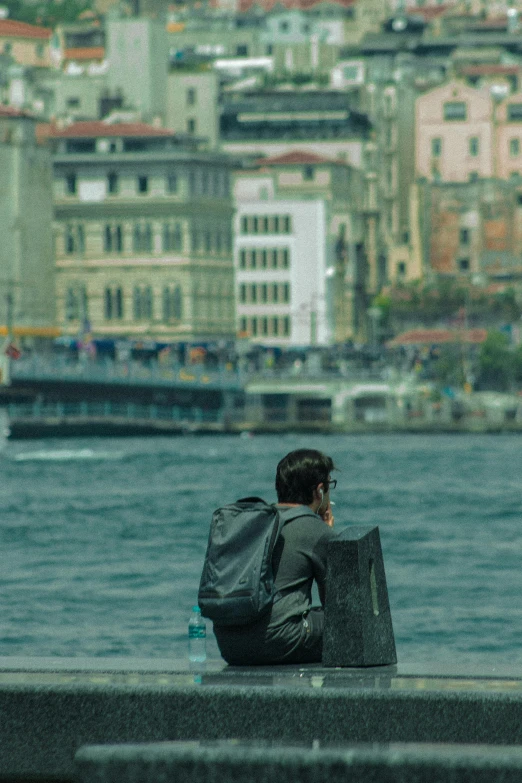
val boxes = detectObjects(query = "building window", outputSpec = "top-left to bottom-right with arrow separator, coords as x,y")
163,285 -> 183,321
137,176 -> 148,194
65,173 -> 77,195
236,44 -> 248,56
397,262 -> 406,277
239,249 -> 247,269
64,224 -> 84,254
510,138 -> 520,157
458,258 -> 470,272
163,222 -> 183,251
104,286 -> 124,320
187,118 -> 196,134
304,165 -> 314,180
272,317 -> 279,336
261,283 -> 268,303
36,43 -> 44,58
240,317 -> 248,333
283,316 -> 290,336
240,283 -> 247,303
469,172 -> 479,182
66,97 -> 80,108
460,228 -> 470,245
272,283 -> 279,303
283,215 -> 291,233
251,317 -> 258,336
133,286 -> 153,320
261,317 -> 268,336
187,87 -> 196,106
65,285 -> 88,321
283,283 -> 290,303
443,101 -> 467,121
167,173 -> 178,193
431,137 -> 442,157
508,103 -> 522,121
469,137 -> 479,156
251,284 -> 257,303
103,224 -> 123,253
133,223 -> 153,252
107,172 -> 119,194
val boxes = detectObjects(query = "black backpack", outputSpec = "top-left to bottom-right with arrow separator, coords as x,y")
198,497 -> 286,626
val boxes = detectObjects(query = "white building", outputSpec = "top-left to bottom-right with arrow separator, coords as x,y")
234,199 -> 331,347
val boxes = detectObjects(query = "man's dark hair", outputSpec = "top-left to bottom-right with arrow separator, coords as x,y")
275,449 -> 335,505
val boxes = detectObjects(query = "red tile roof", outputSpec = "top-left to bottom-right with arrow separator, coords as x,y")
258,149 -> 345,166
0,104 -> 33,118
236,0 -> 354,12
63,46 -> 105,61
0,19 -> 51,40
459,64 -> 521,76
387,328 -> 487,347
46,120 -> 175,138
408,5 -> 453,21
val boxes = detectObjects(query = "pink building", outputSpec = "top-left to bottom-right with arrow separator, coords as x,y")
495,92 -> 522,179
416,81 -> 494,183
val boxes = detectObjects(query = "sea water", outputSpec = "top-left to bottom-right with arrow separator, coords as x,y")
0,432 -> 521,666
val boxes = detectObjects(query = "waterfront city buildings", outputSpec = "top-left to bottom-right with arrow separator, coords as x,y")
4,0 -> 522,351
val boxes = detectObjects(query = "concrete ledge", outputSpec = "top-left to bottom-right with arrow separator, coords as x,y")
1,658 -> 522,780
75,740 -> 522,783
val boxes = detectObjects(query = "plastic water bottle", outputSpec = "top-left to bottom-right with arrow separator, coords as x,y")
188,605 -> 207,663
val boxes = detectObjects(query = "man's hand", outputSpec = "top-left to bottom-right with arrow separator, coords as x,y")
320,502 -> 334,528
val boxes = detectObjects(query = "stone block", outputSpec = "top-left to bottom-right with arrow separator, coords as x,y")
75,740 -> 522,783
322,525 -> 397,667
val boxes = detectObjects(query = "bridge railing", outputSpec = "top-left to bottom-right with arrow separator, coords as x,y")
7,400 -> 224,424
9,355 -> 391,387
9,356 -> 244,390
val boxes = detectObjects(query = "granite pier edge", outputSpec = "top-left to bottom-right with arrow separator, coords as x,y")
0,657 -> 522,781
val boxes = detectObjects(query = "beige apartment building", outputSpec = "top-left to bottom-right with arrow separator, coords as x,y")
46,120 -> 236,342
0,19 -> 52,68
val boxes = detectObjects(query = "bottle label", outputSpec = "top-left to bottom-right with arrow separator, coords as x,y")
188,627 -> 206,639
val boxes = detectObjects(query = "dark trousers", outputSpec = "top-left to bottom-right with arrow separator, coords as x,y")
215,607 -> 324,666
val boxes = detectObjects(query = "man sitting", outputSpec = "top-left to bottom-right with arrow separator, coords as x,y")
213,448 -> 337,665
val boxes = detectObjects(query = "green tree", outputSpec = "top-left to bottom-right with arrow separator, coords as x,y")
432,346 -> 465,389
477,330 -> 514,391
